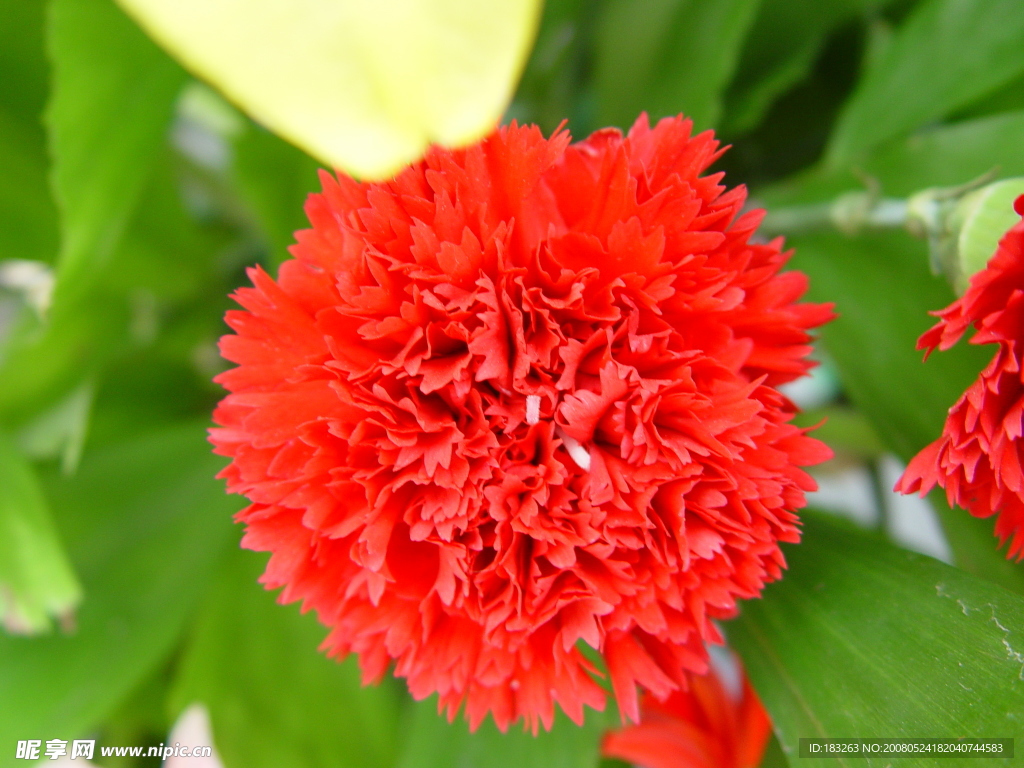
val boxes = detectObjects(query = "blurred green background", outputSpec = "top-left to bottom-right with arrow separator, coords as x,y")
2,0 -> 1024,766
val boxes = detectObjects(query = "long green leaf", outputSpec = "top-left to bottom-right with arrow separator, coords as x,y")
826,0 -> 1024,165
0,145 -> 234,431
46,0 -> 186,304
169,546 -> 402,768
1,141 -> 240,447
0,432 -> 80,634
731,513 -> 1024,768
0,0 -> 59,264
765,110 -> 1024,209
953,71 -> 1024,123
593,0 -> 761,131
0,422 -> 236,766
0,0 -> 188,430
722,0 -> 892,136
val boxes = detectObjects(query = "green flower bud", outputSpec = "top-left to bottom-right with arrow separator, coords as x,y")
949,178 -> 1024,293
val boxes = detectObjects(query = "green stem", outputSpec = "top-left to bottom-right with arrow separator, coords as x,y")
759,192 -> 909,238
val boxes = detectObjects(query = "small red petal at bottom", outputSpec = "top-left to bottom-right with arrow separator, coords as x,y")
602,656 -> 771,768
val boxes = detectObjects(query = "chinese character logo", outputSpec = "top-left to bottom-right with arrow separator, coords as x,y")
71,740 -> 95,760
16,741 -> 40,760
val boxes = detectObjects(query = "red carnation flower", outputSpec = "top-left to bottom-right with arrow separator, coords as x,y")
601,653 -> 771,768
897,195 -> 1024,559
210,114 -> 832,732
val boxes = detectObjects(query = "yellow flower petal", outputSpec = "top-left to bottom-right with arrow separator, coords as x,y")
116,0 -> 542,179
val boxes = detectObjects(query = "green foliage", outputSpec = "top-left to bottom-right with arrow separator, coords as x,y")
0,432 -> 80,634
731,513 -> 1024,767
0,0 -> 187,429
0,423 -> 236,767
233,126 -> 322,268
397,700 -> 611,768
0,0 -> 59,264
3,0 -> 1024,764
722,0 -> 893,136
760,112 -> 1024,459
507,0 -> 602,135
792,406 -> 885,462
593,0 -> 761,131
931,494 -> 1024,595
46,0 -> 186,303
170,547 -> 402,768
827,0 -> 1024,164
787,230 -> 987,461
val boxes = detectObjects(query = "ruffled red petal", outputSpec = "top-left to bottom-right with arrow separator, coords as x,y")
211,115 -> 832,731
601,656 -> 772,768
898,207 -> 1024,559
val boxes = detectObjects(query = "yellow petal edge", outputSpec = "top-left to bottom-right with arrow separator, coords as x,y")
116,0 -> 543,179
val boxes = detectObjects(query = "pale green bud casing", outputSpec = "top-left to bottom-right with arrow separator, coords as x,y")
950,178 -> 1024,294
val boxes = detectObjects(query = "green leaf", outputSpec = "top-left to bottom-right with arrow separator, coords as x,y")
0,0 -> 60,264
103,148 -> 228,303
0,422 -> 236,762
396,698 -> 611,768
16,378 -> 94,474
730,512 -> 1024,767
0,295 -> 128,430
788,230 -> 988,461
233,124 -> 321,268
508,0 -> 602,136
97,664 -> 177,765
46,0 -> 186,305
593,0 -> 761,131
767,111 -> 1024,208
0,432 -> 81,634
0,141 -> 234,432
952,70 -> 1024,123
826,0 -> 1024,165
169,546 -> 402,768
722,0 -> 892,136
930,493 -> 1024,596
759,732 -> 791,768
116,0 -> 543,179
0,0 -> 192,430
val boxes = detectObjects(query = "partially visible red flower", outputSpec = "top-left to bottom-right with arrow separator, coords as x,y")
602,653 -> 771,768
898,196 -> 1024,559
210,114 -> 832,732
